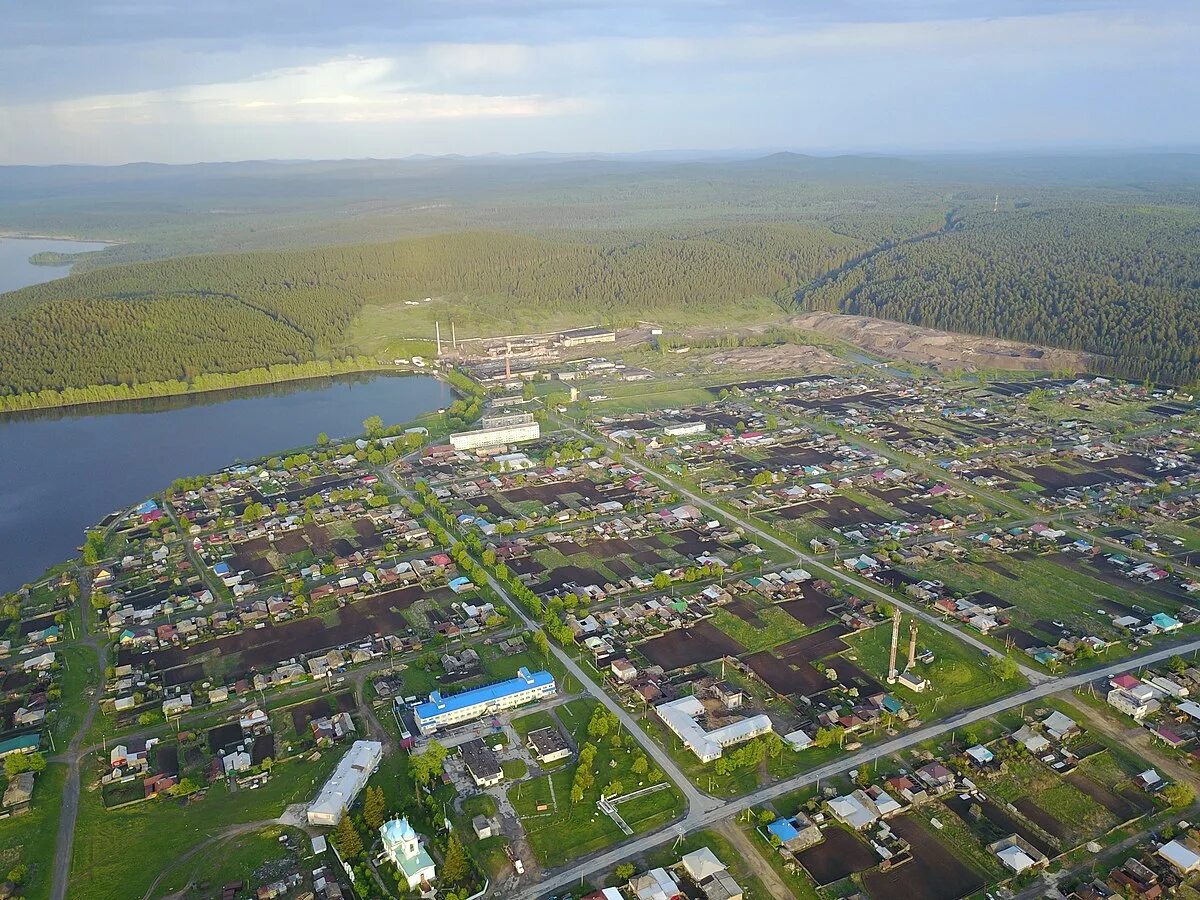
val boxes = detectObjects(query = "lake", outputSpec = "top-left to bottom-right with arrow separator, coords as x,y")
0,236 -> 112,293
0,373 -> 452,592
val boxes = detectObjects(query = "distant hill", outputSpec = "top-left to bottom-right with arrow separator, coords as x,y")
2,151 -> 1200,398
0,225 -> 863,399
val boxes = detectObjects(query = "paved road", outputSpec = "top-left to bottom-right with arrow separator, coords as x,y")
522,635 -> 1200,899
51,565 -> 110,900
374,464 -> 722,821
558,417 -> 1048,684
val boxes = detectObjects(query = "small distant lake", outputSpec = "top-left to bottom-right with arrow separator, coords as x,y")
0,373 -> 452,592
0,236 -> 113,293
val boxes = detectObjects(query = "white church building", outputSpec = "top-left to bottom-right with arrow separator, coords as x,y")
380,818 -> 437,891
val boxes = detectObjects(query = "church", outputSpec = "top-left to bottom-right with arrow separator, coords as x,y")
380,818 -> 437,891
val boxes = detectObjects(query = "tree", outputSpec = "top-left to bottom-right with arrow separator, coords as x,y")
442,832 -> 471,885
83,530 -> 106,565
652,573 -> 672,591
532,630 -> 550,660
615,863 -> 636,882
363,785 -> 386,831
335,815 -> 363,858
317,431 -> 329,445
411,740 -> 449,785
1163,782 -> 1195,808
587,708 -> 614,741
362,415 -> 384,437
813,725 -> 846,749
989,655 -> 1020,681
632,754 -> 649,776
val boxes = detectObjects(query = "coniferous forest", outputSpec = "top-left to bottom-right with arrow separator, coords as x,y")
2,152 -> 1200,401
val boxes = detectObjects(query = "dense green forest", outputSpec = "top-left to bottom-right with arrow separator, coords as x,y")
795,203 -> 1200,384
3,152 -> 1200,398
0,225 -> 863,398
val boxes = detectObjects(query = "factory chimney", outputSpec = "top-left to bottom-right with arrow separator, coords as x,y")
505,342 -> 512,379
435,321 -> 442,357
907,621 -> 919,670
887,609 -> 901,684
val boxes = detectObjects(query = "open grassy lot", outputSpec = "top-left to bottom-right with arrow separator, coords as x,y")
709,604 -> 817,653
984,753 -> 1120,848
511,709 -> 558,738
842,619 -> 1026,717
509,698 -> 683,867
588,386 -> 719,416
71,750 -> 339,900
50,641 -> 101,747
914,551 -> 1181,656
165,824 -> 308,897
0,763 -> 67,900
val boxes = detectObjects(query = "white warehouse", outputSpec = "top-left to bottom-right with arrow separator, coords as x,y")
307,740 -> 383,826
655,695 -> 773,763
449,414 -> 540,452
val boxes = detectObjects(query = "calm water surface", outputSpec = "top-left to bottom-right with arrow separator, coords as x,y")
0,374 -> 451,591
0,236 -> 112,293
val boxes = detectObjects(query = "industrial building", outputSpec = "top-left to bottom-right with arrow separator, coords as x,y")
306,740 -> 383,826
654,695 -> 773,763
449,413 -> 540,452
559,326 -> 616,347
414,667 -> 556,734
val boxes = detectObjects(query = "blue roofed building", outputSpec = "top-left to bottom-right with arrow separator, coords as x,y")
766,811 -> 822,851
1151,612 -> 1182,633
414,667 -> 556,734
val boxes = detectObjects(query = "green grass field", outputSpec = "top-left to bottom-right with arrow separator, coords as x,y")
709,604 -> 817,653
165,824 -> 307,896
70,751 -> 339,900
509,699 -> 684,867
843,618 -> 1026,718
0,763 -> 67,900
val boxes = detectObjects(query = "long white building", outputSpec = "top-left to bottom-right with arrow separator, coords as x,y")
655,695 -> 773,763
414,667 -> 556,734
307,740 -> 383,826
449,415 -> 540,451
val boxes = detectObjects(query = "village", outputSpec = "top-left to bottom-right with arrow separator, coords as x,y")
4,329 -> 1200,900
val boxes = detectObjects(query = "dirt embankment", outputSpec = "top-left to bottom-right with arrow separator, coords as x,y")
791,311 -> 1104,373
702,342 -> 849,374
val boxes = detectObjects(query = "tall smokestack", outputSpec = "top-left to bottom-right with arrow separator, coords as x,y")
908,622 -> 918,670
435,321 -> 442,357
451,321 -> 457,351
505,342 -> 512,379
887,609 -> 901,684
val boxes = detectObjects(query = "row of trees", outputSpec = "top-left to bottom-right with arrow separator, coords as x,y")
0,356 -> 390,412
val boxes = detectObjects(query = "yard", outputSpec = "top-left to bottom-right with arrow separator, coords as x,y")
70,749 -> 340,900
0,763 -> 67,900
509,699 -> 684,867
842,619 -> 1026,718
983,753 -> 1120,849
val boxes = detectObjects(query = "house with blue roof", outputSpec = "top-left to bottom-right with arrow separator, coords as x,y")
414,667 -> 556,734
1151,612 -> 1182,633
766,812 -> 822,851
0,733 -> 40,758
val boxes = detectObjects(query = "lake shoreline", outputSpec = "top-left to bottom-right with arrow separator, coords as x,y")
0,362 -> 444,417
0,231 -> 119,244
0,371 -> 452,592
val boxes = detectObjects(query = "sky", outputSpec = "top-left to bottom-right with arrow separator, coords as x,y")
1,0 -> 1198,165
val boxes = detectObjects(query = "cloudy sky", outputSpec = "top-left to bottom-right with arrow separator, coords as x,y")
2,0 -> 1197,165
